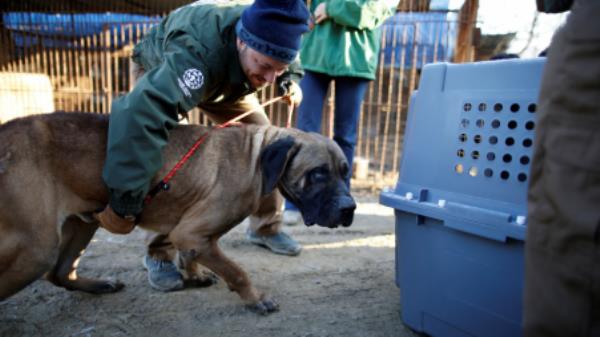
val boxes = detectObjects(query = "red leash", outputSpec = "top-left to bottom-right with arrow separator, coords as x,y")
144,96 -> 292,204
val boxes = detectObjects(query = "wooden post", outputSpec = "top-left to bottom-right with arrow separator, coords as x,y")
74,36 -> 82,111
397,0 -> 430,12
453,0 -> 479,63
379,23 -> 397,176
85,35 -> 93,112
104,26 -> 113,113
392,25 -> 409,175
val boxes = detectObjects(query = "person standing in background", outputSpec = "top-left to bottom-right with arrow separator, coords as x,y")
283,0 -> 395,225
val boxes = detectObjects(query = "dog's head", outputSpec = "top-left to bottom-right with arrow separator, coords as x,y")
260,132 -> 356,228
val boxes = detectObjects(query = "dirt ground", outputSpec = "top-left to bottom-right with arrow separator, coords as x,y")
0,192 -> 424,337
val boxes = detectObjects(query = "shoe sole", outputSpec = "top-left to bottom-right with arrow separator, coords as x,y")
147,277 -> 184,292
246,236 -> 302,256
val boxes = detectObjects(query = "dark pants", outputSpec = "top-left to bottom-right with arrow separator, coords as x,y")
523,1 -> 600,336
285,70 -> 369,211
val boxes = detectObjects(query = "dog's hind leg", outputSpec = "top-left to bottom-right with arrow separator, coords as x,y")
45,216 -> 124,294
0,232 -> 56,300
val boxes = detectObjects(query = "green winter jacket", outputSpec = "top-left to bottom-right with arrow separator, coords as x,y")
103,2 -> 302,216
300,0 -> 394,80
129,2 -> 302,114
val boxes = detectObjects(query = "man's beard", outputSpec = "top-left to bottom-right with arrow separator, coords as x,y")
238,46 -> 264,90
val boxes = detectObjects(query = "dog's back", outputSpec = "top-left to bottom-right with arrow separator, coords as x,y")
0,112 -> 111,211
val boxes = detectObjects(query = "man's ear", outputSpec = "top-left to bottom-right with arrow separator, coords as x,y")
260,136 -> 296,195
236,37 -> 246,50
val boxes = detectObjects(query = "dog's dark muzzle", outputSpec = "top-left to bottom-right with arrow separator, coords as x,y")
313,195 -> 356,229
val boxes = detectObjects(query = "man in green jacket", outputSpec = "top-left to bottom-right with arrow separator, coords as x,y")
94,0 -> 310,291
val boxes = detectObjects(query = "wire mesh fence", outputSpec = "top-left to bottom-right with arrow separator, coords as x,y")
0,2 -> 472,188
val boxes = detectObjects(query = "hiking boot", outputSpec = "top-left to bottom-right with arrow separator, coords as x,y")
246,230 -> 302,256
94,205 -> 136,234
143,255 -> 184,292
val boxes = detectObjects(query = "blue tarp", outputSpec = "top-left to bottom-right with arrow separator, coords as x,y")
4,10 -> 458,67
2,12 -> 159,50
381,12 -> 459,69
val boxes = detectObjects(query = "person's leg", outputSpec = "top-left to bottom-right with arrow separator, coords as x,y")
201,94 -> 301,256
332,76 -> 369,187
283,70 -> 331,221
524,2 -> 600,336
295,71 -> 331,133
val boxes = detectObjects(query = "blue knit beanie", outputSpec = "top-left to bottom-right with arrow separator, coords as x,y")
236,0 -> 310,64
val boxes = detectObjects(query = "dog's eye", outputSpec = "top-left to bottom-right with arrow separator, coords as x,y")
340,162 -> 350,179
308,167 -> 329,184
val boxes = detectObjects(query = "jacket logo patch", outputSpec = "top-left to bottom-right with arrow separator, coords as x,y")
182,68 -> 204,90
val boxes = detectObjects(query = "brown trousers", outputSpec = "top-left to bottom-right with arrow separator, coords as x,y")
523,1 -> 600,336
130,62 -> 283,261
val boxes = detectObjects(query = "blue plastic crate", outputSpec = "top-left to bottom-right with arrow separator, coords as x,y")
380,58 -> 546,337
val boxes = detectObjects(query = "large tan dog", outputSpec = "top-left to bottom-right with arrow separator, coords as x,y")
0,112 -> 355,314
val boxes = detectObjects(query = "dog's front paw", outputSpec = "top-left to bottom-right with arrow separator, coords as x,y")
91,279 -> 125,294
62,277 -> 125,294
247,296 -> 279,315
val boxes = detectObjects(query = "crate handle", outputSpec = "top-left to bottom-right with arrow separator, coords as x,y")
443,219 -> 508,242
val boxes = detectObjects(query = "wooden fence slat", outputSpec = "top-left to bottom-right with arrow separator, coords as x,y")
379,23 -> 399,177
392,25 -> 410,175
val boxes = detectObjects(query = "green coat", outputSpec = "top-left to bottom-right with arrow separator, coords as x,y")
103,2 -> 301,216
300,0 -> 394,80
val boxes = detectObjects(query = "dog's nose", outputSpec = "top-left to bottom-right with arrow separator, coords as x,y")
340,207 -> 354,227
338,195 -> 356,210
338,196 -> 356,227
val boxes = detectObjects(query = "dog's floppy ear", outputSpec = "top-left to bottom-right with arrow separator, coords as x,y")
260,136 -> 297,195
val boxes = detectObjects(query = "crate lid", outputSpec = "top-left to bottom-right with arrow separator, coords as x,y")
382,58 -> 546,241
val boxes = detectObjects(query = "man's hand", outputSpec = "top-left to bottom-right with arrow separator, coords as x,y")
278,80 -> 303,107
313,3 -> 328,24
94,205 -> 136,235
